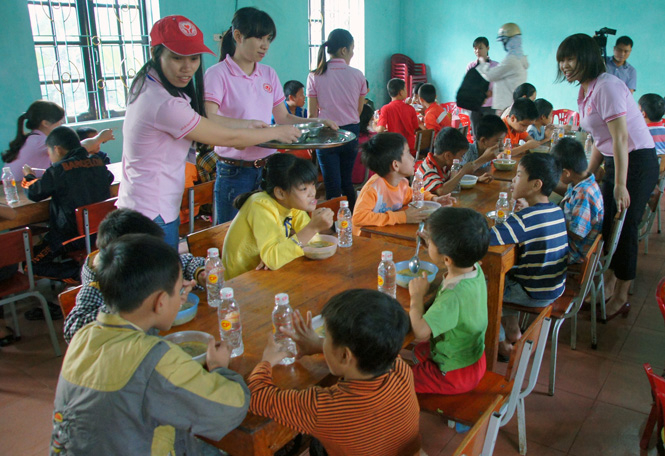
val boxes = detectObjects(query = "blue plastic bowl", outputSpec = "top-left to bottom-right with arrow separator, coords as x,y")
394,260 -> 439,288
173,292 -> 199,326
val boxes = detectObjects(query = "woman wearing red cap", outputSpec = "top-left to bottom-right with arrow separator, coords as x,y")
118,15 -> 299,248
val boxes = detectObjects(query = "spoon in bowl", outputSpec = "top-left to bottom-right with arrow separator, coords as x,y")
408,221 -> 426,274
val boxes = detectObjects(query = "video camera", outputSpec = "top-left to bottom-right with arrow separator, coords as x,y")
593,27 -> 617,59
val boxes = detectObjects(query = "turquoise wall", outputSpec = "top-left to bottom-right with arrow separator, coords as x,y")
365,0 -> 402,107
400,0 -> 665,111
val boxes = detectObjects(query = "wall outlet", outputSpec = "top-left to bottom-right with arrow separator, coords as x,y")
213,34 -> 223,42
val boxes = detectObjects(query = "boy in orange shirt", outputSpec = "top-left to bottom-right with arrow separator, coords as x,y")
418,83 -> 452,133
376,79 -> 423,155
352,132 -> 453,235
502,98 -> 550,156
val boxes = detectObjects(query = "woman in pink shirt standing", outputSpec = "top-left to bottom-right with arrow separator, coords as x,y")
3,101 -> 65,179
204,7 -> 335,223
557,33 -> 657,321
118,15 -> 299,249
307,29 -> 367,209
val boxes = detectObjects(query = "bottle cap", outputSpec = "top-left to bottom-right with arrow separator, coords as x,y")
381,251 -> 393,261
220,287 -> 233,299
2,166 -> 10,172
207,247 -> 219,257
275,293 -> 289,305
340,200 -> 349,208
452,159 -> 460,164
499,192 -> 508,198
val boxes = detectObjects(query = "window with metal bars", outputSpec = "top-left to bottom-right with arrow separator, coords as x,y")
27,0 -> 157,122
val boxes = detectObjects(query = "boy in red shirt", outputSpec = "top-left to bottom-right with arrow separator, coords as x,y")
376,78 -> 423,155
502,98 -> 549,156
418,83 -> 452,134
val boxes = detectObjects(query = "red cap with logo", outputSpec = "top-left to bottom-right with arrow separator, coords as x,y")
150,15 -> 215,56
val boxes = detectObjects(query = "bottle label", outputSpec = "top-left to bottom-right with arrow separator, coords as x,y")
378,275 -> 384,287
419,187 -> 425,194
11,180 -> 16,187
497,210 -> 506,219
208,273 -> 218,284
340,220 -> 349,229
221,320 -> 231,331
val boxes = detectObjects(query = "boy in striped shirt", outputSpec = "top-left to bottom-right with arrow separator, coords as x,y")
248,289 -> 421,456
489,153 -> 568,359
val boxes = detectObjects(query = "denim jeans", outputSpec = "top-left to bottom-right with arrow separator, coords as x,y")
153,215 -> 180,250
316,123 -> 360,210
214,161 -> 263,223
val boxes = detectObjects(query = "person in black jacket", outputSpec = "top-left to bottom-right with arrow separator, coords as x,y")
22,126 -> 114,318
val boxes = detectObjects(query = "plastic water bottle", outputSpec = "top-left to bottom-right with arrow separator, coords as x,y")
450,159 -> 462,195
205,248 -> 223,308
502,138 -> 512,160
378,251 -> 397,298
584,134 -> 593,161
411,171 -> 425,208
2,167 -> 19,205
272,293 -> 296,365
495,192 -> 510,225
337,200 -> 353,248
218,287 -> 244,357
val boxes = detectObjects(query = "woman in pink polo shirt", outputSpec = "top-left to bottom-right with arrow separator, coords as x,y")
204,7 -> 335,223
3,101 -> 65,179
118,15 -> 299,249
307,29 -> 367,209
557,33 -> 657,321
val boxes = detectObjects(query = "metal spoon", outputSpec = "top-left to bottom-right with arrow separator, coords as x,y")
408,221 -> 425,274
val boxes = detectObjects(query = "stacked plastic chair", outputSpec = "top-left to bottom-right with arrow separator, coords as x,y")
390,54 -> 427,96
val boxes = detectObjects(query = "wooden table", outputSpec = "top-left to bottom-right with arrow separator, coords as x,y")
165,236 -> 441,456
360,179 -> 517,372
0,162 -> 122,231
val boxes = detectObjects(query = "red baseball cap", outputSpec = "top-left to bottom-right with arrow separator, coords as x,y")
150,15 -> 215,56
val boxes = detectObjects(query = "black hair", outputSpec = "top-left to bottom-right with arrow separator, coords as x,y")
128,45 -> 206,116
97,208 -> 164,250
96,234 -> 181,313
534,98 -> 554,119
475,114 -> 508,140
387,78 -> 406,98
433,127 -> 469,156
473,36 -> 489,48
638,93 -> 665,122
519,152 -> 562,196
3,101 -> 65,163
359,103 -> 374,134
45,126 -> 81,152
220,7 -> 276,62
361,132 -> 407,177
76,127 -> 98,141
234,153 -> 318,209
556,33 -> 605,85
616,36 -> 633,47
321,289 -> 409,376
418,83 -> 436,104
314,28 -> 353,76
283,80 -> 305,99
550,137 -> 587,174
365,78 -> 370,90
427,207 -> 489,268
509,98 -> 539,121
513,83 -> 536,101
412,82 -> 424,97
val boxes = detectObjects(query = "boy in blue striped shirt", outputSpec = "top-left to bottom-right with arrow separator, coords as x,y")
490,153 -> 568,359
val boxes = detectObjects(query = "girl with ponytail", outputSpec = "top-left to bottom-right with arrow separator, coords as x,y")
204,7 -> 337,224
3,101 -> 64,178
307,29 -> 367,210
222,153 -> 334,280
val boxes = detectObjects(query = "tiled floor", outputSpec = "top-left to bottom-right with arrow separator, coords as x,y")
2,217 -> 665,456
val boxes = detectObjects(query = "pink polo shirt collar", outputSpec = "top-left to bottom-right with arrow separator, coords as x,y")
223,57 -> 263,80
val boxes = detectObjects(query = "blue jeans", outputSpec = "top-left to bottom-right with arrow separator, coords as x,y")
154,215 -> 180,250
316,123 -> 359,209
215,161 -> 263,223
499,277 -> 554,341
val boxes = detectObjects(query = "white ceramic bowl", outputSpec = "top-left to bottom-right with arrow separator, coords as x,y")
460,174 -> 478,189
164,330 -> 213,364
302,234 -> 338,260
394,260 -> 439,288
418,200 -> 441,215
493,159 -> 517,171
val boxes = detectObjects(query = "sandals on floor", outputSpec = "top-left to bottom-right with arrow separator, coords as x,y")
24,303 -> 63,321
0,326 -> 17,347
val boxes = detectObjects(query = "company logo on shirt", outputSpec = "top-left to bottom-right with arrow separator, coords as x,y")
179,21 -> 197,37
263,83 -> 273,93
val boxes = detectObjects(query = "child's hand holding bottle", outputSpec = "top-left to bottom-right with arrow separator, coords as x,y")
279,310 -> 323,358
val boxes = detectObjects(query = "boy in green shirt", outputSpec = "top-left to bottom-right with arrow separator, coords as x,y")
408,207 -> 489,394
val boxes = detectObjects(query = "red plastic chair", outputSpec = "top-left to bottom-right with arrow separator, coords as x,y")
458,113 -> 474,143
552,109 -> 580,127
641,363 -> 665,450
441,102 -> 459,117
